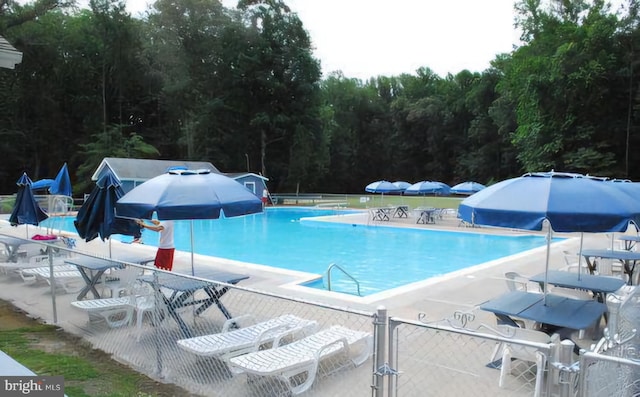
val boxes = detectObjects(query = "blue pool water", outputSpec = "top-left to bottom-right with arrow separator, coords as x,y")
41,208 -> 554,296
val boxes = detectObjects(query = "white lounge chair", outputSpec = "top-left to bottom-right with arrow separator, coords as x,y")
0,254 -> 65,278
71,284 -> 155,329
177,314 -> 318,361
228,325 -> 373,395
71,296 -> 135,328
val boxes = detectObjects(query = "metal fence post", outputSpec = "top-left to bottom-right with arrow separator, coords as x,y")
48,248 -> 57,324
372,306 -> 387,397
387,320 -> 399,397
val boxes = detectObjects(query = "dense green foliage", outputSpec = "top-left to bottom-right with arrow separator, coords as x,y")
1,0 -> 639,195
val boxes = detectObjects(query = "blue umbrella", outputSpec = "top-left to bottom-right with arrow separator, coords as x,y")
392,181 -> 411,190
365,180 -> 403,194
116,169 -> 263,274
31,179 -> 55,191
450,181 -> 486,195
49,163 -> 72,196
404,181 -> 451,196
459,172 -> 640,232
74,170 -> 140,244
9,172 -> 49,235
365,180 -> 403,205
458,171 -> 640,302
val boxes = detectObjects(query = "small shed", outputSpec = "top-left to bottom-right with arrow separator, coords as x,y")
0,35 -> 22,69
92,158 -> 221,193
91,158 -> 268,197
225,172 -> 269,196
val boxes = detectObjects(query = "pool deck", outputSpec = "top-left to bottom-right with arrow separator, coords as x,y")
0,209 -> 623,325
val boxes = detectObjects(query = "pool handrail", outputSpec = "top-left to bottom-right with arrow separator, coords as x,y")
326,263 -> 361,296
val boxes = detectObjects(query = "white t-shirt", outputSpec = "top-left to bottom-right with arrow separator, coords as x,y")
158,220 -> 174,249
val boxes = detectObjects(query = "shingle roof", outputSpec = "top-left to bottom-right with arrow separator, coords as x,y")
92,158 -> 221,182
0,35 -> 23,69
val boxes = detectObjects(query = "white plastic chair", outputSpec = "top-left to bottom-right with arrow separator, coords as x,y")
497,324 -> 552,397
101,265 -> 144,298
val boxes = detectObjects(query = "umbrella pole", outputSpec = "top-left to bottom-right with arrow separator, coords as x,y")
544,225 -> 552,306
190,221 -> 194,276
578,233 -> 584,281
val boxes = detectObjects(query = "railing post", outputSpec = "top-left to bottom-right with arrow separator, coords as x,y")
606,293 -> 622,338
550,335 -> 576,397
372,306 -> 387,397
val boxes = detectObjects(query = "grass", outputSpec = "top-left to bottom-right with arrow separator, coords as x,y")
0,301 -> 189,397
275,194 -> 464,209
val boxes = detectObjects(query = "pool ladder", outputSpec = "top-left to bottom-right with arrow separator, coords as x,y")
325,263 -> 361,296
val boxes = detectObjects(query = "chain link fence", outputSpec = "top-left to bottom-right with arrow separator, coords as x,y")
2,233 -> 640,397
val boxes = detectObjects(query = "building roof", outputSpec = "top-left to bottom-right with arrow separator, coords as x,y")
225,172 -> 269,181
0,35 -> 23,69
91,158 -> 221,182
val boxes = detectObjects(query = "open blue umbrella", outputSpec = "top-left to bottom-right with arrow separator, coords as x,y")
365,180 -> 403,205
115,169 -> 263,274
49,163 -> 72,197
365,180 -> 403,194
74,169 -> 140,244
458,171 -> 640,302
404,181 -> 451,196
450,181 -> 486,195
9,172 -> 49,236
392,181 -> 412,190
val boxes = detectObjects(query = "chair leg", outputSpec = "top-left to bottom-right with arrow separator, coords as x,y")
499,348 -> 512,389
534,352 -> 547,397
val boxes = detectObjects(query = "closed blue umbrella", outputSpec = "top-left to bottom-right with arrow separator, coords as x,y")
458,171 -> 640,302
74,170 -> 140,243
49,163 -> 72,196
450,181 -> 486,195
9,172 -> 49,235
116,169 -> 263,274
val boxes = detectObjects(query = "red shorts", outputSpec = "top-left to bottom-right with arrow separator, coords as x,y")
154,248 -> 175,271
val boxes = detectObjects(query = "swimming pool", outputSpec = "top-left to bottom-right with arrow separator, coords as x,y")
41,208 -> 554,296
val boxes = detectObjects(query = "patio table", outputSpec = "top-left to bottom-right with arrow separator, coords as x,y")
480,290 -> 607,331
580,249 -> 640,285
414,208 -> 437,224
140,270 -> 249,338
530,270 -> 625,306
393,205 -> 409,218
370,207 -> 392,221
65,255 -> 155,300
618,235 -> 640,251
0,236 -> 27,262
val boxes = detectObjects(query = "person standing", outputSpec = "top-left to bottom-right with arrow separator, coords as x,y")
137,219 -> 175,271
